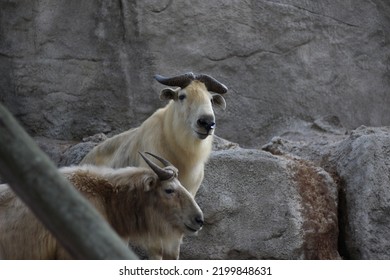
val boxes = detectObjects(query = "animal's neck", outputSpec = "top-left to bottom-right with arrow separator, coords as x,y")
162,102 -> 213,166
68,171 -> 143,237
106,184 -> 167,239
106,188 -> 148,237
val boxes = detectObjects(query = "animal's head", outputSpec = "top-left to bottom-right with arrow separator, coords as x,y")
155,72 -> 227,140
139,152 -> 204,235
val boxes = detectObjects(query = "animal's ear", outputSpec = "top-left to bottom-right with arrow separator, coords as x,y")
211,94 -> 226,110
143,176 -> 157,192
160,87 -> 180,101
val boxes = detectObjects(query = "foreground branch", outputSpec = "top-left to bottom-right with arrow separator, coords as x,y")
0,103 -> 138,259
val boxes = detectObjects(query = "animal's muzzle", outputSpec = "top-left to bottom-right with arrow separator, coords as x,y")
197,115 -> 216,133
195,215 -> 204,228
185,214 -> 204,233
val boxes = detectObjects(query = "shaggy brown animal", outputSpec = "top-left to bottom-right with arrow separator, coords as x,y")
0,153 -> 203,259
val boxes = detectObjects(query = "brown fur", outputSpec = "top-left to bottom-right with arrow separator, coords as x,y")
0,165 -> 203,260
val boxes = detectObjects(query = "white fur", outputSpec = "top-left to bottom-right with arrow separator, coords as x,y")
81,81 -> 225,196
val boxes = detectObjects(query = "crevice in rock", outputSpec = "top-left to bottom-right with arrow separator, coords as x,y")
204,48 -> 282,62
227,249 -> 257,260
118,0 -> 127,42
288,4 -> 359,28
149,0 -> 173,13
318,156 -> 350,259
336,176 -> 351,259
118,0 -> 140,42
0,52 -> 21,59
262,0 -> 360,28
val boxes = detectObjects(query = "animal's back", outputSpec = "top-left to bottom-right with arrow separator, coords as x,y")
81,127 -> 140,167
0,184 -> 66,259
81,108 -> 171,171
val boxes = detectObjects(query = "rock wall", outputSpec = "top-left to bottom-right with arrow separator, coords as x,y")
1,0 -> 390,146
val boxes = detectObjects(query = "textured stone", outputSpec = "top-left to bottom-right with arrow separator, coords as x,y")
330,126 -> 390,259
1,0 -> 389,147
261,115 -> 347,168
58,133 -> 107,167
263,125 -> 390,259
181,148 -> 339,259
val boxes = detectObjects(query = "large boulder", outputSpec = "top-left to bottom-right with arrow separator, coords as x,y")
1,0 -> 389,146
263,125 -> 390,259
181,148 -> 339,259
330,126 -> 390,259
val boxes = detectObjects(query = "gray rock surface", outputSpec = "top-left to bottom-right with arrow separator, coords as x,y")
1,0 -> 390,146
262,115 -> 348,165
57,133 -> 107,167
263,125 -> 390,259
330,126 -> 390,259
181,148 -> 339,259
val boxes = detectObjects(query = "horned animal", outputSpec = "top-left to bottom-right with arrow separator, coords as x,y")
0,152 -> 203,260
81,72 -> 228,197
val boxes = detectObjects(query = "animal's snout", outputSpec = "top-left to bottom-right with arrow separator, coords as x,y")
185,213 -> 204,234
195,215 -> 204,227
197,115 -> 216,131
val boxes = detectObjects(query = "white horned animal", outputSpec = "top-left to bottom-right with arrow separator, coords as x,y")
81,72 -> 228,196
0,152 -> 203,260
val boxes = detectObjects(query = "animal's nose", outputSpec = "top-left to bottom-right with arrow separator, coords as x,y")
197,115 -> 215,131
195,215 -> 204,227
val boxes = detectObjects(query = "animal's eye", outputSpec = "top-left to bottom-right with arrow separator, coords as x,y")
178,94 -> 186,101
165,188 -> 175,194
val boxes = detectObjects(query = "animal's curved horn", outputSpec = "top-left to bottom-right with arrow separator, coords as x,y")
154,72 -> 196,88
139,152 -> 174,181
195,74 -> 228,94
145,152 -> 173,167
